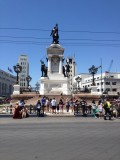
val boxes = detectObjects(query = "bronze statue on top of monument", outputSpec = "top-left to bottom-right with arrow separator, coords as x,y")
50,24 -> 59,44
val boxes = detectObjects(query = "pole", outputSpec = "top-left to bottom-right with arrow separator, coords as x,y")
101,58 -> 103,94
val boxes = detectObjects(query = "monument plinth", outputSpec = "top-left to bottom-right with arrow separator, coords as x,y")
13,84 -> 20,95
39,44 -> 71,95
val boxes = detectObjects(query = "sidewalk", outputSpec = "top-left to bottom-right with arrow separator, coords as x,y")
46,111 -> 75,117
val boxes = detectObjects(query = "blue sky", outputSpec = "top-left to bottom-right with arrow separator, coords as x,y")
0,0 -> 120,86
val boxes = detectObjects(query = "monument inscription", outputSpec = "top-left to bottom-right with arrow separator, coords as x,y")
51,56 -> 60,73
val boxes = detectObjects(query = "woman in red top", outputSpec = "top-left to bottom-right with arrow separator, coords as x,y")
13,102 -> 22,119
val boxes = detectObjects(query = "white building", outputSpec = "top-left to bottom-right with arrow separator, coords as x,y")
18,55 -> 29,89
66,57 -> 76,90
0,69 -> 16,97
74,72 -> 120,96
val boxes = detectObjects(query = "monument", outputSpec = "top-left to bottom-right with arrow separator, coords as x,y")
39,24 -> 71,95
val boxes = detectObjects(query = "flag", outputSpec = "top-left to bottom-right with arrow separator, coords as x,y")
8,67 -> 13,73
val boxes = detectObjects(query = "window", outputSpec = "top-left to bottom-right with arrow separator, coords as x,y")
112,82 -> 116,85
106,82 -> 110,85
97,89 -> 100,92
110,76 -> 114,78
112,88 -> 117,92
97,83 -> 99,86
106,88 -> 110,91
97,77 -> 99,79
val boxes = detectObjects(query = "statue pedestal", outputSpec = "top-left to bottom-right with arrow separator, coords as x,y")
13,84 -> 20,95
90,86 -> 98,94
39,44 -> 71,96
39,74 -> 71,95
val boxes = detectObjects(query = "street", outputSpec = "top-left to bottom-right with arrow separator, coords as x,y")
0,117 -> 120,160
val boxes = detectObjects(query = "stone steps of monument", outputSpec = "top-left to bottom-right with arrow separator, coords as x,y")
25,95 -> 40,106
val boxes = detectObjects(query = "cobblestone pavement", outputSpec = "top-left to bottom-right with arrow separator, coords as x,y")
0,116 -> 120,160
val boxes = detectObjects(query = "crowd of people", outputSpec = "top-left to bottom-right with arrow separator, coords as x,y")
11,96 -> 120,120
35,96 -> 120,120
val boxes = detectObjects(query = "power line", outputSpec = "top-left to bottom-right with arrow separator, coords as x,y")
0,35 -> 50,40
0,27 -> 120,34
1,35 -> 120,42
0,27 -> 50,31
1,39 -> 120,47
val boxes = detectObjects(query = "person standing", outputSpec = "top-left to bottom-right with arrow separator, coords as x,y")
66,98 -> 70,112
36,100 -> 41,117
98,100 -> 103,119
59,98 -> 64,113
80,99 -> 87,117
69,98 -> 74,112
41,96 -> 46,108
51,98 -> 57,114
46,98 -> 50,112
92,100 -> 97,118
103,99 -> 111,120
41,96 -> 46,116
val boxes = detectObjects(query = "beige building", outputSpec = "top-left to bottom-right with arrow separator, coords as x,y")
18,55 -> 29,89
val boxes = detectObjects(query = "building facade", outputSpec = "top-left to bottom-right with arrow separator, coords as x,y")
74,72 -> 120,96
66,57 -> 76,91
18,55 -> 29,89
0,69 -> 16,97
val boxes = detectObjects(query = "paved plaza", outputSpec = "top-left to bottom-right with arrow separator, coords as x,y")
0,116 -> 120,160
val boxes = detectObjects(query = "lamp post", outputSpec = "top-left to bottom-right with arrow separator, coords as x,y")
26,75 -> 32,88
88,65 -> 98,86
35,82 -> 40,92
75,76 -> 82,91
13,63 -> 22,84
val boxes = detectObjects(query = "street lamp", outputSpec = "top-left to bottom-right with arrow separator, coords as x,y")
35,82 -> 40,92
88,65 -> 98,86
13,63 -> 22,84
75,76 -> 82,91
26,75 -> 32,88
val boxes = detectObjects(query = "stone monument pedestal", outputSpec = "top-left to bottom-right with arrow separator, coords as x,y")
90,86 -> 98,94
40,74 -> 71,95
13,84 -> 20,95
39,44 -> 71,95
